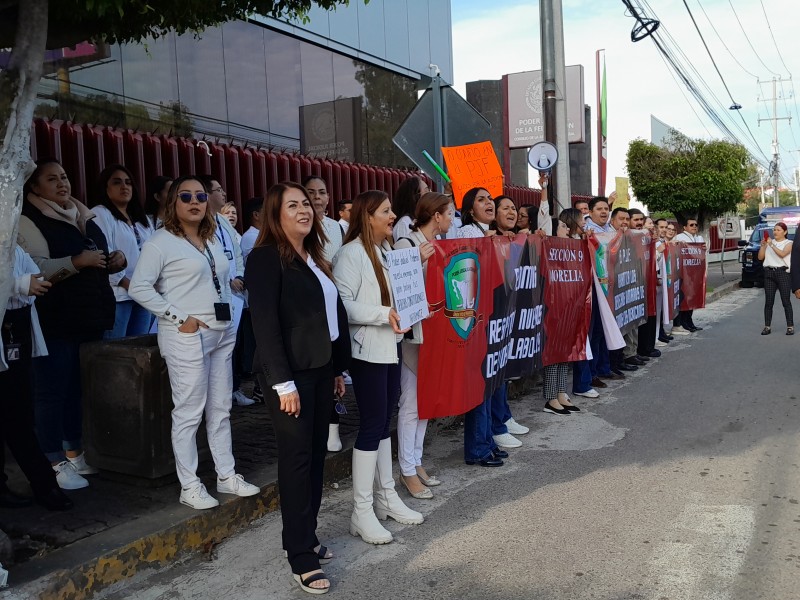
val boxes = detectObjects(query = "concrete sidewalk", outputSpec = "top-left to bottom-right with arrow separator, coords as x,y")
0,265 -> 740,600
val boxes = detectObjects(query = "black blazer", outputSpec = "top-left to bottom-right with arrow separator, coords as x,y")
791,240 -> 800,292
246,243 -> 351,388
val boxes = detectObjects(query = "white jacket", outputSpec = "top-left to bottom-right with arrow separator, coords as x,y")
333,238 -> 400,364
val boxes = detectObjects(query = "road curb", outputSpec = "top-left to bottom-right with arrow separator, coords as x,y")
706,279 -> 741,304
7,447 -> 356,600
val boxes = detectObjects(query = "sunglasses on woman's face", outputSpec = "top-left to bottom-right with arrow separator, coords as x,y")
177,192 -> 209,203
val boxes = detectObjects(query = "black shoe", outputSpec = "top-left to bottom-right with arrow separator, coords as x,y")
688,324 -> 703,331
658,336 -> 671,343
0,486 -> 33,508
646,349 -> 662,358
465,456 -> 504,467
543,401 -> 571,415
591,377 -> 608,388
625,356 -> 646,366
666,334 -> 674,340
617,363 -> 638,372
563,404 -> 581,412
634,355 -> 651,362
34,487 -> 73,511
492,449 -> 509,459
610,369 -> 627,378
600,372 -> 625,380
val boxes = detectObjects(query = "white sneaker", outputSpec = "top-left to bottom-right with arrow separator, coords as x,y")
493,432 -> 522,448
343,372 -> 353,385
216,474 -> 259,497
180,484 -> 220,509
671,326 -> 690,335
53,461 -> 89,490
67,452 -> 99,475
656,340 -> 668,347
504,417 -> 530,435
233,390 -> 255,406
573,388 -> 600,398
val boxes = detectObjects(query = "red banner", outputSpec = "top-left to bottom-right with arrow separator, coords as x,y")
664,244 -> 681,322
677,242 -> 707,310
542,237 -> 592,365
604,231 -> 648,335
644,237 -> 657,317
418,238 -> 499,420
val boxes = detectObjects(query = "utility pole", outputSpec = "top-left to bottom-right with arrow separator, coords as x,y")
758,77 -> 792,208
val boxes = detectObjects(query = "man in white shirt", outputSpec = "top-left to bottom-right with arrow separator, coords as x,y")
198,176 -> 253,406
673,218 -> 705,333
585,197 -> 614,234
240,197 -> 263,264
337,200 -> 352,235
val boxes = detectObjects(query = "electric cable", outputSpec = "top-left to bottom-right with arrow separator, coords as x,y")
695,0 -> 758,80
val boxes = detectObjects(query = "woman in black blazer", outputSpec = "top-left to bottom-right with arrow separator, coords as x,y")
246,182 -> 350,595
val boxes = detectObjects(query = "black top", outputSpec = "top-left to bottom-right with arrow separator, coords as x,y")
246,243 -> 351,387
21,202 -> 115,341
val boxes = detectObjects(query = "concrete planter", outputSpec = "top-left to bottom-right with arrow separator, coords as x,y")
80,334 -> 209,484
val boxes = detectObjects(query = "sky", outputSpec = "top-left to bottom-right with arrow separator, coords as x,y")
450,0 -> 800,199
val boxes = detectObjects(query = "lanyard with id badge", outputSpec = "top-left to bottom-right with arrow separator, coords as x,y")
3,323 -> 21,363
198,241 -> 232,321
215,216 -> 235,262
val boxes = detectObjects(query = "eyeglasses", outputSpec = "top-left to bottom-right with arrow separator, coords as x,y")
686,223 -> 698,227
177,192 -> 209,203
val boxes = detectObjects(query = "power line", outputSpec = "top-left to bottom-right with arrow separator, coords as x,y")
695,0 -> 758,79
726,0 -> 781,77
759,0 -> 792,76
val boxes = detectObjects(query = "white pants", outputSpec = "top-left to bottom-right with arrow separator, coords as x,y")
158,323 -> 237,488
397,344 -> 428,477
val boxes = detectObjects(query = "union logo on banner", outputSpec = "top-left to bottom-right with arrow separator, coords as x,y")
443,252 -> 480,340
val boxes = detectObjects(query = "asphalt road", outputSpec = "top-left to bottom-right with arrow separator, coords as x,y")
98,287 -> 800,600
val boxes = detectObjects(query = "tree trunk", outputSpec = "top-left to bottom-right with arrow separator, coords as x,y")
0,0 -> 48,329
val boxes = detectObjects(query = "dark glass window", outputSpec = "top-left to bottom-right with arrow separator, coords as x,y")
265,28 -> 303,143
175,27 -> 228,138
222,21 -> 269,141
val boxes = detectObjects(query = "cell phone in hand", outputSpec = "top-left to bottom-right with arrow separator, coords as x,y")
764,230 -> 769,240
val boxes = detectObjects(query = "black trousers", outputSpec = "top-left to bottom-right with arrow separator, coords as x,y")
0,306 -> 58,494
637,316 -> 657,355
350,346 -> 402,452
258,363 -> 333,575
764,267 -> 794,327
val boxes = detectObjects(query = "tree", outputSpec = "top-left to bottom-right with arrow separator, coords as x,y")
0,0 -> 357,328
626,131 -> 752,230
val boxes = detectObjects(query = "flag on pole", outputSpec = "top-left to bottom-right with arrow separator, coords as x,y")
596,50 -> 607,197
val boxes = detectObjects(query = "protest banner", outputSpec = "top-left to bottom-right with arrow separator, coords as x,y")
387,247 -> 428,330
418,237 -> 501,420
643,236 -> 657,317
504,234 -> 545,379
441,141 -> 504,208
677,242 -> 707,310
541,237 -> 592,365
664,243 -> 681,322
605,230 -> 648,334
589,231 -> 626,351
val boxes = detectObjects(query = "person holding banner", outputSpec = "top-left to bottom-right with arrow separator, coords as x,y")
516,205 -> 533,232
673,219 -> 704,333
391,176 -> 430,241
394,192 -> 453,499
758,222 -> 793,335
246,182 -> 351,594
491,196 -> 521,237
452,187 -> 495,239
333,190 -> 423,545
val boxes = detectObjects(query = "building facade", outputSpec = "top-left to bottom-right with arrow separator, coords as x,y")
34,1 -> 454,169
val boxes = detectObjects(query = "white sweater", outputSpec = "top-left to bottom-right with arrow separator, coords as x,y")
129,229 -> 232,330
92,205 -> 154,302
333,238 -> 400,364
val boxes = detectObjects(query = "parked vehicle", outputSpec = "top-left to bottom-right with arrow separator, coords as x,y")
739,223 -> 797,287
759,206 -> 800,226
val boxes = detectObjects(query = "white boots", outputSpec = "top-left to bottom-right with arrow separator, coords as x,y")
350,439 -> 423,545
374,438 -> 423,525
350,449 -> 393,544
327,424 -> 343,452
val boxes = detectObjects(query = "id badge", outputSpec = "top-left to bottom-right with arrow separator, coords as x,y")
214,302 -> 232,321
5,343 -> 21,363
224,250 -> 234,261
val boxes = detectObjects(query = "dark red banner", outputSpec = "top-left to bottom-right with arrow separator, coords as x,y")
644,237 -> 657,317
605,231 -> 648,335
542,237 -> 592,365
677,242 -> 707,310
664,243 -> 681,322
418,237 -> 500,420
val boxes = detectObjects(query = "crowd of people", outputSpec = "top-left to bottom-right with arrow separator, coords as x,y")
1,159 -> 717,594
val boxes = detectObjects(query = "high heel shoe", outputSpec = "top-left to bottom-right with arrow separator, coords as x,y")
415,467 -> 441,487
400,475 -> 433,499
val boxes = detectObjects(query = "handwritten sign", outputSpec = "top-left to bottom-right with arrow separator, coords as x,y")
614,176 -> 630,209
441,141 -> 504,208
387,247 -> 429,330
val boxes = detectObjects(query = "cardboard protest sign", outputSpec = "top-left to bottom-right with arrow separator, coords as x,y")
387,247 -> 428,330
441,141 -> 504,208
